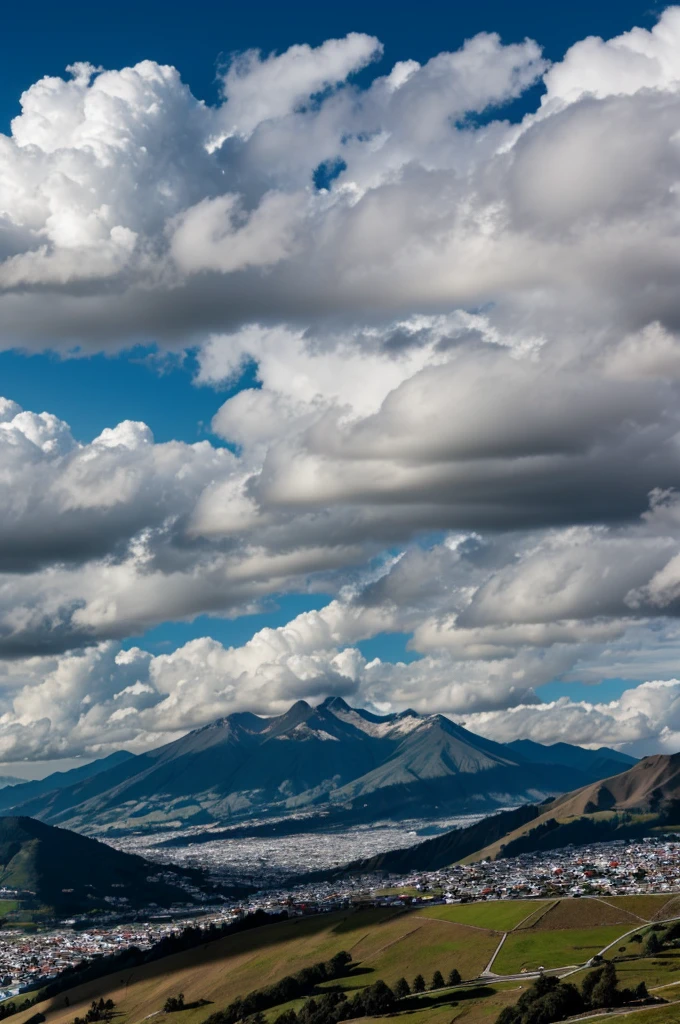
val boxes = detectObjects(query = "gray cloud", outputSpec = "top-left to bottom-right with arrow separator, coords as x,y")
3,13 -> 680,756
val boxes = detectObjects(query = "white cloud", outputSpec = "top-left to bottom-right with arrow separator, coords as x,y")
5,12 -> 680,758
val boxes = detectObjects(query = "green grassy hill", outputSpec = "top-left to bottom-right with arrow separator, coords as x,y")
0,816 -> 204,911
7,895 -> 680,1024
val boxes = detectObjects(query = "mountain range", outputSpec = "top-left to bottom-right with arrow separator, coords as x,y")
0,699 -> 636,834
343,752 -> 680,874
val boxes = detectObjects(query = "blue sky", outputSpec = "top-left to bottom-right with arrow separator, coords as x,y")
3,0 -> 680,770
1,0 -> 661,138
0,0 -> 659,661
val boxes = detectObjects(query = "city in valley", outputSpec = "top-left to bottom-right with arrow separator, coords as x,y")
2,835 -> 680,998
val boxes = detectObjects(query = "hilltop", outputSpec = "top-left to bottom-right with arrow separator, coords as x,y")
0,698 -> 637,834
0,816 -> 205,912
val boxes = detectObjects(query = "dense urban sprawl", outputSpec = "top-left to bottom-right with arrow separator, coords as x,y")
2,834 -> 680,996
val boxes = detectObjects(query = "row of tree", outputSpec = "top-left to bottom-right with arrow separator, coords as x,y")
204,951 -> 353,1024
269,968 -> 464,1024
395,968 -> 461,996
34,909 -> 289,1007
495,965 -> 649,1024
273,980 -> 397,1024
0,998 -> 40,1021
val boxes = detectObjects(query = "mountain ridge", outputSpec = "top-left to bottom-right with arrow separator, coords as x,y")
339,752 -> 680,875
0,701 -> 639,835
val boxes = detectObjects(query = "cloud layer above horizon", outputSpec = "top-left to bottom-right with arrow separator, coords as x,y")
3,10 -> 680,760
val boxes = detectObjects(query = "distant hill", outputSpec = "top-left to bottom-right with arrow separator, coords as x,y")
0,751 -> 133,812
0,816 -> 204,911
506,739 -> 636,779
0,775 -> 24,789
0,699 -> 638,834
342,753 -> 680,874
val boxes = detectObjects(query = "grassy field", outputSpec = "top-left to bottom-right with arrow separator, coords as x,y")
599,895 -> 680,921
0,899 -> 19,915
604,1003 -> 680,1023
416,900 -> 548,932
493,925 -> 628,973
7,898 -> 680,1024
362,983 -> 525,1024
529,897 -> 639,931
7,909 -> 498,1024
614,949 -> 680,990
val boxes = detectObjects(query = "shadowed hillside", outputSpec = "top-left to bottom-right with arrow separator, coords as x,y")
0,816 -> 206,911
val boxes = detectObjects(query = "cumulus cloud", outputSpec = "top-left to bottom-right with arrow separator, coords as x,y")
464,681 -> 680,756
5,12 -> 680,758
0,7 -> 676,354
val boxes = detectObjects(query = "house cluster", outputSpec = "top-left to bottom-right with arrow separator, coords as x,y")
3,835 -> 680,995
367,836 -> 680,904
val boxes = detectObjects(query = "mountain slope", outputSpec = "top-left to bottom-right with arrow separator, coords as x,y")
0,700 -> 639,834
0,816 -> 203,911
347,753 -> 680,874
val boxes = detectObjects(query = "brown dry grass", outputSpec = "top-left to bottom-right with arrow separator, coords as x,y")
514,901 -> 557,930
652,895 -> 680,920
599,894 -> 678,921
527,897 -> 639,931
7,909 -> 498,1024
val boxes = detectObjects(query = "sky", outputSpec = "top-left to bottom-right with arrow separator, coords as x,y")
2,0 -> 680,774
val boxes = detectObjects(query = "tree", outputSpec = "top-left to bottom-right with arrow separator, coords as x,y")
635,981 -> 649,1000
412,974 -> 426,993
394,978 -> 410,999
360,981 -> 395,1016
327,950 -> 352,976
590,963 -> 618,1009
494,1009 -> 519,1024
447,969 -> 461,987
163,994 -> 185,1013
431,971 -> 445,990
581,968 -> 601,1006
645,931 -> 662,956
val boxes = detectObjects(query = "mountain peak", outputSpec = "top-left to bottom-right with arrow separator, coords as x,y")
318,696 -> 352,712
